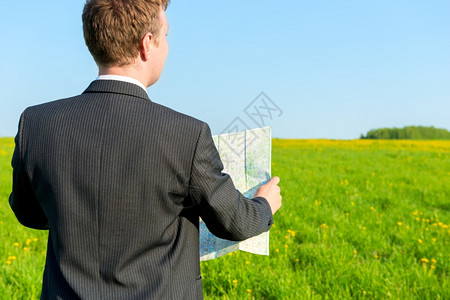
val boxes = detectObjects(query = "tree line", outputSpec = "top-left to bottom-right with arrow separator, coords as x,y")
360,126 -> 450,140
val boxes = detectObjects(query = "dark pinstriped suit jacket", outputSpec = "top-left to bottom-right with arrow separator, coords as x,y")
9,80 -> 273,299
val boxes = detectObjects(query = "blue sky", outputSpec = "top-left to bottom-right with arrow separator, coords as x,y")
1,1 -> 449,139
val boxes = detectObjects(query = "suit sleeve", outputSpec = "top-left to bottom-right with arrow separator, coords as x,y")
9,112 -> 49,230
189,122 -> 273,241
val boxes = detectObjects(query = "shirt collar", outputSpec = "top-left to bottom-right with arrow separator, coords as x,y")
96,75 -> 147,92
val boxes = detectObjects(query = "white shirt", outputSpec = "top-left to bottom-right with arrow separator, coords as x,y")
96,75 -> 147,92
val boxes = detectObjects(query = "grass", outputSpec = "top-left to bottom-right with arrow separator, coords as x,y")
1,137 -> 449,299
0,138 -> 48,299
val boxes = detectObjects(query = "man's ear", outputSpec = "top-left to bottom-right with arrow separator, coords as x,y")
141,32 -> 154,61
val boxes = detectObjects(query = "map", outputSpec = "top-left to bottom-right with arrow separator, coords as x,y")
200,127 -> 272,261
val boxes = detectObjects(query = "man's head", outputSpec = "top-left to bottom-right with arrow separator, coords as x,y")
82,0 -> 170,68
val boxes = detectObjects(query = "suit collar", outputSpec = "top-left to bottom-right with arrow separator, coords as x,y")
83,80 -> 151,102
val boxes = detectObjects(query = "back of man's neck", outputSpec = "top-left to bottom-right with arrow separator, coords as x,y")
98,66 -> 149,88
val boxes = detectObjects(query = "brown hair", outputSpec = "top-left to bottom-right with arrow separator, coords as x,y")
82,0 -> 170,67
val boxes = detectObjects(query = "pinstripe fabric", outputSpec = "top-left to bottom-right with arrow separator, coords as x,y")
9,80 -> 273,300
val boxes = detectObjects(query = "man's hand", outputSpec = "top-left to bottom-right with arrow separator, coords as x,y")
253,176 -> 282,215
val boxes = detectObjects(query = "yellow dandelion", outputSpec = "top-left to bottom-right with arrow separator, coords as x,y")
417,239 -> 422,244
406,226 -> 410,230
290,231 -> 295,237
7,256 -> 17,260
33,238 -> 38,242
26,239 -> 31,245
345,213 -> 349,216
431,265 -> 436,269
432,238 -> 436,242
351,201 -> 354,206
370,207 -> 374,210
13,243 -> 19,247
245,261 -> 250,265
6,260 -> 12,265
23,247 -> 29,251
415,217 -> 420,221
397,222 -> 402,226
285,235 -> 289,239
363,291 -> 366,295
232,279 -> 238,284
284,244 -> 288,248
247,289 -> 252,293
421,258 -> 429,263
362,227 -> 366,231
353,250 -> 357,254
275,249 -> 279,253
227,252 -> 233,256
295,258 -> 299,262
431,259 -> 437,264
374,254 -> 379,259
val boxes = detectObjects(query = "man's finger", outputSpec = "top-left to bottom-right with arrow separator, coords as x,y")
269,176 -> 280,185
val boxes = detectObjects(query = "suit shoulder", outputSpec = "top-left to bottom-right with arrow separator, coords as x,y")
150,101 -> 206,129
23,95 -> 81,116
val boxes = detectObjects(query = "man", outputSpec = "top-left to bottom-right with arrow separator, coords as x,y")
9,0 -> 282,299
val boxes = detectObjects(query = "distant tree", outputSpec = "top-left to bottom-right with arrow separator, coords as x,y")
360,126 -> 450,140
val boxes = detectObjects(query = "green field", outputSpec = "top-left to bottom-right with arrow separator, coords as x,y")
1,138 -> 449,299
